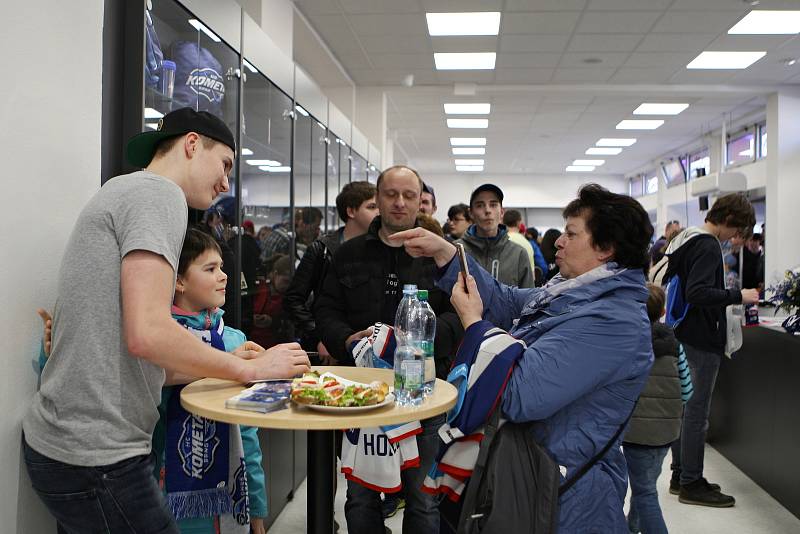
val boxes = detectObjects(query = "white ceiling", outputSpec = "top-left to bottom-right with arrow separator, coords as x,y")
294,0 -> 800,176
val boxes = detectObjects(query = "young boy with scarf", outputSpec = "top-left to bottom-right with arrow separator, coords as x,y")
155,227 -> 267,533
38,227 -> 268,534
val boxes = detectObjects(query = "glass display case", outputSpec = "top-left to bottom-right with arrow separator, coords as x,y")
147,0 -> 243,324
327,133 -> 342,231
367,162 -> 379,183
239,62 -> 294,352
311,117 -> 328,232
351,150 -> 368,182
338,139 -> 351,185
126,0 -> 369,526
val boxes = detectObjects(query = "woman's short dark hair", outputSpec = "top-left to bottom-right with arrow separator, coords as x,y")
562,184 -> 654,270
705,193 -> 755,237
336,181 -> 376,223
178,227 -> 222,276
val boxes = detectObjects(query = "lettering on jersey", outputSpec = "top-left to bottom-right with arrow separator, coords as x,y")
185,67 -> 225,104
363,433 -> 400,457
178,414 -> 222,479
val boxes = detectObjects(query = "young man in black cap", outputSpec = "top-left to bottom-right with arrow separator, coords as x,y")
457,183 -> 534,288
22,108 -> 310,533
420,182 -> 437,216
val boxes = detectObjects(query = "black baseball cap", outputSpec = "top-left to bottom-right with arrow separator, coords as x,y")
422,182 -> 436,203
126,107 -> 236,168
469,183 -> 504,206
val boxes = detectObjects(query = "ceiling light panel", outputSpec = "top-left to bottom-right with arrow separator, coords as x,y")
728,10 -> 800,35
586,147 -> 623,155
450,137 -> 486,146
454,159 -> 485,165
633,103 -> 689,115
452,147 -> 486,155
616,120 -> 664,130
596,138 -> 636,147
456,165 -> 484,172
566,166 -> 595,172
434,53 -> 497,70
573,159 -> 605,166
447,118 -> 489,128
444,103 -> 491,115
427,12 -> 501,36
686,51 -> 766,69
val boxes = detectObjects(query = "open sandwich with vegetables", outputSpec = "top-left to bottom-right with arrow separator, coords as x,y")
291,371 -> 390,407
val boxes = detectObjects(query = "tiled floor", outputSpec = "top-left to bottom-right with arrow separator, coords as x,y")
269,445 -> 800,533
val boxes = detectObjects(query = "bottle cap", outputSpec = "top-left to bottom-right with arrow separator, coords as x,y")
418,289 -> 429,300
403,284 -> 418,295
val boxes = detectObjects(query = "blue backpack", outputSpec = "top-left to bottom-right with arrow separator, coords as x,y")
658,230 -> 716,329
665,273 -> 690,328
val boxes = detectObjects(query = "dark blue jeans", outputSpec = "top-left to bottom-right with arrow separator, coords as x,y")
624,444 -> 669,534
345,414 -> 443,534
23,437 -> 178,534
670,343 -> 722,485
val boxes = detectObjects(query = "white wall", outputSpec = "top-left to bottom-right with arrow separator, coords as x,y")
423,174 -> 627,223
0,2 -> 104,532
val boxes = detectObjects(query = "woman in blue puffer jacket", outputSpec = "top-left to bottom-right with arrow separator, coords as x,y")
390,184 -> 655,533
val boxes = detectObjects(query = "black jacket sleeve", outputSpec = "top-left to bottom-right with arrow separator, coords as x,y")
313,258 -> 357,362
684,240 -> 742,307
283,240 -> 325,340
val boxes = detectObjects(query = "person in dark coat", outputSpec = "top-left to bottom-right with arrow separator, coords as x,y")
665,193 -> 758,507
623,284 -> 693,534
282,181 -> 378,364
390,184 -> 656,533
315,165 -> 464,533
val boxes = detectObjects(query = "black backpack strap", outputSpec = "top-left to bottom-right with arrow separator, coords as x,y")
457,408 -> 504,533
558,403 -> 636,496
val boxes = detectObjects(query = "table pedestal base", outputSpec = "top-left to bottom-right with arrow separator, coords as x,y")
307,430 -> 336,534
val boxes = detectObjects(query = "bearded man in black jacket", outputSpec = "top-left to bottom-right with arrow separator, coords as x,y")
282,181 -> 378,364
315,165 -> 463,534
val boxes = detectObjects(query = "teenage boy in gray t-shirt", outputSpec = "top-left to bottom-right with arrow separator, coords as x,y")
22,108 -> 311,533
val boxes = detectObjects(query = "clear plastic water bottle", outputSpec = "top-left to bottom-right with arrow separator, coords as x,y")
394,285 -> 423,406
416,289 -> 437,396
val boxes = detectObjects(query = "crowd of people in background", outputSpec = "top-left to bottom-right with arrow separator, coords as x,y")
26,107 -> 767,534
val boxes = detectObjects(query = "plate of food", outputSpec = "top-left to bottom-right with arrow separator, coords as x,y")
290,371 -> 394,413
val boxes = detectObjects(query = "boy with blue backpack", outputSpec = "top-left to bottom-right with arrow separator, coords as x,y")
650,193 -> 758,508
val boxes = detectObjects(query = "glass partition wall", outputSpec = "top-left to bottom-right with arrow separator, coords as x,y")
351,150 -> 368,182
127,1 -> 374,527
148,0 -> 243,324
135,1 -> 358,331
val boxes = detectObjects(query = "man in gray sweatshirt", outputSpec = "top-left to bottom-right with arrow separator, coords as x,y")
457,183 -> 533,288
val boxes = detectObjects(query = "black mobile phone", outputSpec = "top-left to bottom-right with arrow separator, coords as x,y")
455,243 -> 470,293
